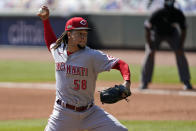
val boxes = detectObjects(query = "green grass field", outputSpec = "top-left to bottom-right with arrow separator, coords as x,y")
0,60 -> 196,84
0,119 -> 196,131
0,60 -> 196,131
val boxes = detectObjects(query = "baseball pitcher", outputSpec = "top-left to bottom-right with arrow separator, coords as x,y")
38,6 -> 131,131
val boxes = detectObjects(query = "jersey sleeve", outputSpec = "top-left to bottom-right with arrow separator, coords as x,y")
144,19 -> 152,29
176,9 -> 187,30
43,19 -> 57,51
112,59 -> 130,81
148,10 -> 158,25
50,43 -> 56,52
92,50 -> 119,74
49,43 -> 56,59
145,9 -> 159,29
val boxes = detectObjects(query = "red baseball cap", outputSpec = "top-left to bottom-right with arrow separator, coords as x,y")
65,17 -> 90,31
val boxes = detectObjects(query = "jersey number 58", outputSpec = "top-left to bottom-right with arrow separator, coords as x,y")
73,79 -> 87,90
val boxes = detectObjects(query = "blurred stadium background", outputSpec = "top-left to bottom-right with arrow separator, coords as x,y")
1,0 -> 196,13
0,1 -> 196,130
0,0 -> 196,50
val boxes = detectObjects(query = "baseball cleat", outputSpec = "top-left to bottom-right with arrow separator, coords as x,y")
183,83 -> 193,90
139,83 -> 148,90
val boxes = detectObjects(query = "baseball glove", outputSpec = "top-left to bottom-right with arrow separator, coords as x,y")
100,84 -> 131,104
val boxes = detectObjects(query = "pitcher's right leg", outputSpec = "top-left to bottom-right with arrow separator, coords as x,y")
82,105 -> 128,131
45,106 -> 80,131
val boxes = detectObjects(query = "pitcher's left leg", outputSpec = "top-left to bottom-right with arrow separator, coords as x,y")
81,105 -> 128,131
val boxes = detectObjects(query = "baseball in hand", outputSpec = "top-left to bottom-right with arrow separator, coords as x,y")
38,8 -> 47,15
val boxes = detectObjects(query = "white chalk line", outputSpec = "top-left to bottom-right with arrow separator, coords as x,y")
0,82 -> 196,97
133,88 -> 196,96
0,82 -> 55,90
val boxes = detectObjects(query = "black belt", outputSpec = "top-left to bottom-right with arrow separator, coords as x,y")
56,99 -> 93,112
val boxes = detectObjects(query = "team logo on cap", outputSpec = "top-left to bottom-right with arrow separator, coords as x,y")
80,20 -> 87,25
67,25 -> 72,29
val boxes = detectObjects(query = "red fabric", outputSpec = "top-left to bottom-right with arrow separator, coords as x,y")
43,19 -> 57,51
112,60 -> 130,81
67,51 -> 73,56
65,17 -> 89,31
